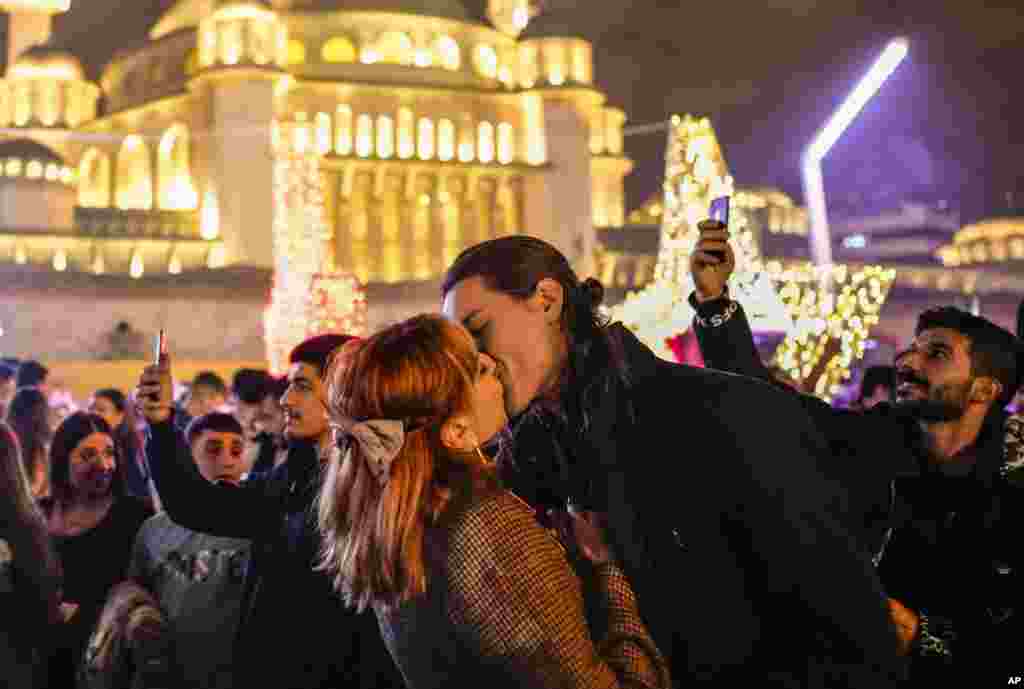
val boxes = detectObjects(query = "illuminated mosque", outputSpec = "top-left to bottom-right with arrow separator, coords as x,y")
0,0 -> 632,385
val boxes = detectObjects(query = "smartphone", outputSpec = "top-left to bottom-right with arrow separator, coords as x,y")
709,195 -> 730,226
154,329 -> 166,366
697,196 -> 730,261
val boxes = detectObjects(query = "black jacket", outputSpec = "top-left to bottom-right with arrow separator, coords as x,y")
145,417 -> 402,689
692,295 -> 1024,683
501,322 -> 904,686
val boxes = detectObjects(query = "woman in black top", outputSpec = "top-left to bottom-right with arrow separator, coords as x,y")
41,412 -> 152,685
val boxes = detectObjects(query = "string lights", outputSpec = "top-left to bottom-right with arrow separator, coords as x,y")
264,118 -> 367,374
768,262 -> 895,402
610,114 -> 791,360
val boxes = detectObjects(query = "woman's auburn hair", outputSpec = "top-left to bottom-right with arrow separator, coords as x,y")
318,314 -> 496,613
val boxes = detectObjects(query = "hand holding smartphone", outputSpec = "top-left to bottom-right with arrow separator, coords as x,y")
697,196 -> 730,261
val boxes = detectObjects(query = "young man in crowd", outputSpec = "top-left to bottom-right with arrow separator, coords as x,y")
689,224 -> 1024,683
138,335 -> 401,689
230,369 -> 287,478
441,236 -> 904,686
130,413 -> 252,689
175,371 -> 228,434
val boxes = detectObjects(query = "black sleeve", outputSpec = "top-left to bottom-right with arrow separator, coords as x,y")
690,293 -> 774,384
691,293 -> 922,482
724,395 -> 906,685
145,417 -> 281,539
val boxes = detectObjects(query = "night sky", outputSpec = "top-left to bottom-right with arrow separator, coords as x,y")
4,0 -> 1021,224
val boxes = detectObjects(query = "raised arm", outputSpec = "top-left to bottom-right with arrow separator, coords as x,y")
722,385 -> 906,685
143,417 -> 280,539
445,493 -> 670,689
138,357 -> 282,539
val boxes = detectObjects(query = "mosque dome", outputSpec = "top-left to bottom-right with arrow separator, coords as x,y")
8,43 -> 86,81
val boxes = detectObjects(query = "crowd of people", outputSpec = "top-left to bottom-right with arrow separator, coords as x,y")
1,231 -> 1022,688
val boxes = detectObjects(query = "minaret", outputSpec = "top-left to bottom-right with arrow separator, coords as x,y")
189,0 -> 289,268
0,0 -> 69,70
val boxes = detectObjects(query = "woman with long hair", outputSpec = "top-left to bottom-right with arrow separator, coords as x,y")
7,387 -> 53,498
1,421 -> 62,688
319,314 -> 669,689
41,412 -> 153,686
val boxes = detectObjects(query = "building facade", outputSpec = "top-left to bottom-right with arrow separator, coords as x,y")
0,0 -> 632,366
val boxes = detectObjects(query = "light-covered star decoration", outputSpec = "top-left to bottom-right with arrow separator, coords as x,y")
611,114 -> 895,402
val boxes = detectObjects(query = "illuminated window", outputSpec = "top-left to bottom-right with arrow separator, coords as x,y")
458,121 -> 475,162
275,25 -> 288,66
322,36 -> 356,63
417,117 -> 435,160
199,23 -> 218,67
376,115 -> 394,159
397,108 -> 414,159
519,43 -> 539,88
438,119 -> 455,161
497,122 -> 515,164
543,42 -> 566,85
78,148 -> 111,208
184,48 -> 199,75
571,41 -> 592,83
286,39 -> 306,65
130,249 -> 144,279
477,122 -> 495,164
220,20 -> 243,65
414,47 -> 432,68
38,82 -> 60,126
315,112 -> 331,155
13,82 -> 31,126
335,105 -> 353,155
116,135 -> 154,210
373,32 -> 413,65
158,125 -> 198,210
26,160 -> 43,179
356,114 -> 373,158
248,17 -> 274,65
474,44 -> 498,78
435,35 -> 460,70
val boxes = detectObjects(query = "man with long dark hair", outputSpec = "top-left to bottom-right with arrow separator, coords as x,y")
441,235 -> 904,686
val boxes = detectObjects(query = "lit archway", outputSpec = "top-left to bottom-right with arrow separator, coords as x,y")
158,124 -> 198,210
322,36 -> 356,63
116,135 -> 153,210
78,148 -> 111,208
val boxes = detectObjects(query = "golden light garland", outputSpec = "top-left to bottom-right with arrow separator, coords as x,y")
768,261 -> 896,402
610,114 -> 790,360
264,119 -> 367,374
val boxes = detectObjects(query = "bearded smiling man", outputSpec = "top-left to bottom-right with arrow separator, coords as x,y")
689,225 -> 1024,684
